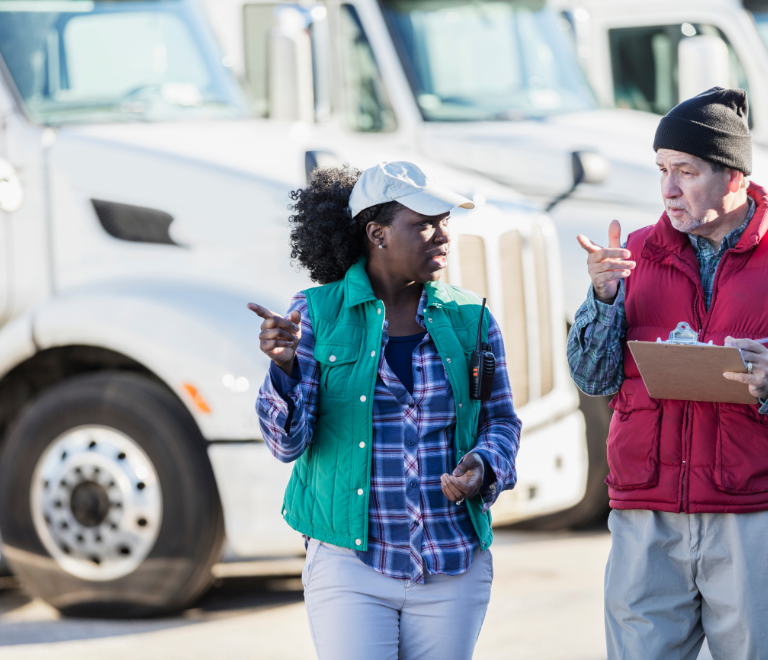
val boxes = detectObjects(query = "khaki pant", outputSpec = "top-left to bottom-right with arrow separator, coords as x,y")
302,540 -> 493,660
606,509 -> 768,660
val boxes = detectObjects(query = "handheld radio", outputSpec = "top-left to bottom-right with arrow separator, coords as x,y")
469,298 -> 496,401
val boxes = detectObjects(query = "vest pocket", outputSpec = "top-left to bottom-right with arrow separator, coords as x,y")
605,380 -> 662,490
715,403 -> 768,494
314,343 -> 360,400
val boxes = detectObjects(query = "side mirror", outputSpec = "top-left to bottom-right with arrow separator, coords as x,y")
546,151 -> 610,212
305,150 -> 343,183
0,158 -> 23,213
268,7 -> 315,122
572,151 -> 610,187
678,35 -> 730,102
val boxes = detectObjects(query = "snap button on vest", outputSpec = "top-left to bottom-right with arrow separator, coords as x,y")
359,441 -> 365,448
355,539 -> 362,545
329,355 -> 336,362
357,489 -> 363,495
360,395 -> 366,402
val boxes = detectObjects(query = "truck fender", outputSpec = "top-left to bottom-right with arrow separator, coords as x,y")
15,280 -> 277,441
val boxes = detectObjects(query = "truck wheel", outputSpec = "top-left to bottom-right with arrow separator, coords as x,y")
0,372 -> 224,617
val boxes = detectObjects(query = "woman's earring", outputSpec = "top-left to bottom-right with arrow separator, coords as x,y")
378,244 -> 384,249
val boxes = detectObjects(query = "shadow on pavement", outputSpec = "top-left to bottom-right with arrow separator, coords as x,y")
0,574 -> 304,647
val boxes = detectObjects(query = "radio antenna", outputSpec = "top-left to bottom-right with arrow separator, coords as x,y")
476,298 -> 486,351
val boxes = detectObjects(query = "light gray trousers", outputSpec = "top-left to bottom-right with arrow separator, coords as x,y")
302,540 -> 493,660
605,509 -> 768,660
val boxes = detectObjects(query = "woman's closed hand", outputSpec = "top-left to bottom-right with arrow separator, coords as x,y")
441,453 -> 484,503
247,303 -> 302,375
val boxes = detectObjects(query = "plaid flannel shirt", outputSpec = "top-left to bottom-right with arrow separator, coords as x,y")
567,198 -> 768,414
257,289 -> 521,583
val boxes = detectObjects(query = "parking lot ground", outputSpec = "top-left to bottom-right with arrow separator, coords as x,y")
0,527 -> 713,660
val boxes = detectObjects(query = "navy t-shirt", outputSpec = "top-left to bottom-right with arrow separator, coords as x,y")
384,331 -> 427,395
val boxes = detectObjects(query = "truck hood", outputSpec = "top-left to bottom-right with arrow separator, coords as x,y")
420,108 -> 664,210
48,117 -> 538,299
59,117 -> 534,211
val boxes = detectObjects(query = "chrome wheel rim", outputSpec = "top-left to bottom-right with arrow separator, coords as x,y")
30,426 -> 163,581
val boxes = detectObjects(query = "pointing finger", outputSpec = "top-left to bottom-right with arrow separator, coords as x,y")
608,219 -> 622,249
577,235 -> 601,254
247,303 -> 277,320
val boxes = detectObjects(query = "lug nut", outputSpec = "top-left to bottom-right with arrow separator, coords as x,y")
137,518 -> 147,527
137,482 -> 145,490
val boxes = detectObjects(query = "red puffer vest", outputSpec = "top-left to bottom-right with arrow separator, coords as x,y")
607,182 -> 768,513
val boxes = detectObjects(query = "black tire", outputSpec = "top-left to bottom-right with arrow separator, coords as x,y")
514,391 -> 613,531
0,372 -> 224,617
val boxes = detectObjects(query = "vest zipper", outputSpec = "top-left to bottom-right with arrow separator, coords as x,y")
680,292 -> 701,513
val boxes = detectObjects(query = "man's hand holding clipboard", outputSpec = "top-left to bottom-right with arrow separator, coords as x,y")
723,336 -> 768,400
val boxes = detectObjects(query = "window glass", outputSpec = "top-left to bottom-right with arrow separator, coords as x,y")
380,0 -> 595,121
243,3 -> 274,117
609,24 -> 750,118
243,3 -> 331,120
0,0 -> 246,125
339,4 -> 397,132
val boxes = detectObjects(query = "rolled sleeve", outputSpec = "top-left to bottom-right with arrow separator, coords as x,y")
567,280 -> 628,397
471,310 -> 522,512
256,293 -> 319,463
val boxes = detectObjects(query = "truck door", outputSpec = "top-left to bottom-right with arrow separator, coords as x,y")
608,23 -> 749,116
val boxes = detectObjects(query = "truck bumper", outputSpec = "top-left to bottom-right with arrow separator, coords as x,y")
491,409 -> 588,525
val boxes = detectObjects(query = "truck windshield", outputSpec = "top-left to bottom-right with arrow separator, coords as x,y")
0,0 -> 247,125
380,0 -> 596,121
748,6 -> 768,52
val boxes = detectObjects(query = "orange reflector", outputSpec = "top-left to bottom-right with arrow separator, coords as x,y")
183,383 -> 211,414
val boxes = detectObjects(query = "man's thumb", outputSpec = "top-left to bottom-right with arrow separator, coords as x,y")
453,462 -> 468,477
608,219 -> 622,248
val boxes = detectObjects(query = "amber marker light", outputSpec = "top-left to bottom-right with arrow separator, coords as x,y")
183,383 -> 212,413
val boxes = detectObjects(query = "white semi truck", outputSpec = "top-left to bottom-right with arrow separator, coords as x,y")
0,0 -> 586,616
203,0 -> 669,325
555,0 -> 768,148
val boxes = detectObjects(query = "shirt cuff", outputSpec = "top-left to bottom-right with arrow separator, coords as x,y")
587,280 -> 625,327
269,360 -> 301,398
467,450 -> 500,510
759,398 -> 768,416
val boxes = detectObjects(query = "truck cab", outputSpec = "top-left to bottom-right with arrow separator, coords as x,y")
557,0 -> 768,152
204,0 -> 669,324
0,0 -> 587,616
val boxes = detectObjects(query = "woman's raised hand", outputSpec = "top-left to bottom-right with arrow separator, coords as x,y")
247,303 -> 302,375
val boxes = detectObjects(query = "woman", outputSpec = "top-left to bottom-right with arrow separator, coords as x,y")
250,161 -> 521,659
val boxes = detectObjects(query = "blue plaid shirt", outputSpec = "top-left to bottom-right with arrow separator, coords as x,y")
567,198 -> 768,414
258,289 -> 521,583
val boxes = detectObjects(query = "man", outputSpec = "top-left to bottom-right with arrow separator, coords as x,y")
567,87 -> 768,659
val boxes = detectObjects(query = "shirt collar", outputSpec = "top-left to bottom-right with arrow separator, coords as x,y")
687,196 -> 756,256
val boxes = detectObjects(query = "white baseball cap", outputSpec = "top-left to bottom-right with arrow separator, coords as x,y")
349,161 -> 475,219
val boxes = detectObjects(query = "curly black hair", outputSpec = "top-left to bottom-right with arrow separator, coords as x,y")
288,165 -> 401,284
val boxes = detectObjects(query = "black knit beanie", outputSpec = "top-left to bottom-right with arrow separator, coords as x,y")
653,87 -> 752,175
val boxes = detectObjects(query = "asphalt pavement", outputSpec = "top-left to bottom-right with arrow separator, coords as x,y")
0,528 -> 714,660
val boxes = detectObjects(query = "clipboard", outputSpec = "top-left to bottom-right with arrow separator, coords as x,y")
628,322 -> 758,405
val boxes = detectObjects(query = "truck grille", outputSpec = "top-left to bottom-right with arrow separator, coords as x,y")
444,224 -> 555,406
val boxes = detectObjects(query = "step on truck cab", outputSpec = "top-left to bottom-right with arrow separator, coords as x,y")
0,0 -> 586,615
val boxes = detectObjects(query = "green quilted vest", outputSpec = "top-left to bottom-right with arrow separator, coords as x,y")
281,259 -> 493,551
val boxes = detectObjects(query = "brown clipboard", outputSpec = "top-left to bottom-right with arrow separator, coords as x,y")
628,341 -> 757,404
